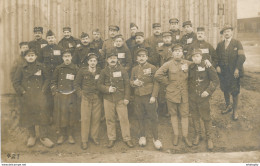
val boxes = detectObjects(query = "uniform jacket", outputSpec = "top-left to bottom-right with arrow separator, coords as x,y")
50,63 -> 78,94
181,31 -> 197,58
130,62 -> 159,97
91,39 -> 104,52
58,36 -> 81,53
170,29 -> 182,44
146,34 -> 164,50
157,43 -> 174,66
28,38 -> 48,56
97,65 -> 130,102
113,46 -> 132,72
188,63 -> 219,102
38,44 -> 63,74
155,59 -> 191,103
215,38 -> 246,77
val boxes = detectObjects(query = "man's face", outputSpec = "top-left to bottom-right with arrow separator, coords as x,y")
135,36 -> 144,45
192,54 -> 202,64
184,25 -> 193,34
109,29 -> 118,38
107,56 -> 118,66
172,49 -> 183,61
92,31 -> 101,41
47,36 -> 56,45
88,57 -> 97,68
137,52 -> 148,64
114,38 -> 124,47
81,36 -> 90,46
34,31 -> 43,40
197,31 -> 206,41
170,22 -> 179,30
153,27 -> 161,36
130,27 -> 138,37
223,29 -> 233,39
163,36 -> 172,44
62,53 -> 72,65
20,45 -> 29,53
63,30 -> 71,39
24,52 -> 37,63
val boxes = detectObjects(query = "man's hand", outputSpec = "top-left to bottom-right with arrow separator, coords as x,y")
109,86 -> 117,93
201,91 -> 209,98
123,99 -> 129,105
149,97 -> 156,104
216,66 -> 221,73
133,79 -> 143,87
234,68 -> 239,78
204,59 -> 212,68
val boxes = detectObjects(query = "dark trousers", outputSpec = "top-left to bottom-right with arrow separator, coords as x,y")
27,125 -> 49,138
134,95 -> 159,139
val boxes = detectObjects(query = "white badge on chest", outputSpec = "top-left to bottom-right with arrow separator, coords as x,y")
143,68 -> 151,75
34,70 -> 42,76
53,50 -> 61,56
187,38 -> 193,44
198,66 -> 205,71
158,42 -> 164,47
113,71 -> 122,77
66,74 -> 75,80
95,74 -> 100,80
200,48 -> 209,54
176,35 -> 180,40
68,43 -> 73,48
118,53 -> 125,58
41,44 -> 47,48
181,64 -> 188,71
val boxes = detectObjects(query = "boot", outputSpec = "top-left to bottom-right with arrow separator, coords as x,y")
192,119 -> 202,145
207,139 -> 214,150
27,136 -> 37,147
222,92 -> 232,114
183,136 -> 192,147
232,95 -> 239,120
204,120 -> 213,150
57,135 -> 65,145
172,135 -> 179,146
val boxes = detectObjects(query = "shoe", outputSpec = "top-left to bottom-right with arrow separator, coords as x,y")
27,136 -> 36,147
222,104 -> 233,114
233,111 -> 238,121
193,135 -> 202,146
57,136 -> 65,145
138,137 -> 146,147
68,135 -> 75,144
125,140 -> 134,148
183,137 -> 192,147
207,139 -> 214,150
81,142 -> 88,150
92,138 -> 100,145
40,138 -> 54,148
172,135 -> 179,146
107,140 -> 115,148
153,139 -> 162,150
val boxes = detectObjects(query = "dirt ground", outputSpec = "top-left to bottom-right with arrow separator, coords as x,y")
1,38 -> 260,163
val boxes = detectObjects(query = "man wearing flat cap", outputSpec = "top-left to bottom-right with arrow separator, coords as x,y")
29,26 -> 48,56
126,23 -> 139,57
169,18 -> 182,44
58,26 -> 81,54
146,23 -> 164,50
181,20 -> 197,59
187,27 -> 216,64
215,24 -> 246,120
132,32 -> 159,67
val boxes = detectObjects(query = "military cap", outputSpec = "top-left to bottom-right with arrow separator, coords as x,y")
19,41 -> 29,48
23,49 -> 36,56
115,34 -> 124,40
92,28 -> 101,33
197,27 -> 205,32
80,32 -> 89,38
87,53 -> 98,60
63,27 -> 71,32
135,32 -> 144,37
152,23 -> 161,28
162,31 -> 172,37
107,52 -> 118,59
130,22 -> 138,29
34,27 -> 43,33
136,48 -> 148,55
171,44 -> 183,51
169,18 -> 179,23
182,20 -> 192,27
220,24 -> 233,34
191,49 -> 202,56
109,25 -> 120,31
62,49 -> 72,56
46,30 -> 55,37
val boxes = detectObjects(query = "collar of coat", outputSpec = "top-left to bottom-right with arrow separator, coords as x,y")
189,61 -> 206,69
22,61 -> 41,68
58,63 -> 77,69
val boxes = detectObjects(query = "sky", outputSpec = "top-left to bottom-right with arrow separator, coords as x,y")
237,0 -> 260,18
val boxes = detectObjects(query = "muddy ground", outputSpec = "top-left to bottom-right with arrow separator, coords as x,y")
1,39 -> 260,163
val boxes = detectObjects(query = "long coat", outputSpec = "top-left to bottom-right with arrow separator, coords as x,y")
13,61 -> 50,127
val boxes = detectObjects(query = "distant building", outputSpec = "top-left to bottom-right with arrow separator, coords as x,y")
238,17 -> 260,33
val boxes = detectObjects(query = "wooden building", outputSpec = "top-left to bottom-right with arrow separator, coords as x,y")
0,0 -> 237,94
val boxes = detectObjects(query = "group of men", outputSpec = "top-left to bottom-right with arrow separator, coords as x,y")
11,17 -> 246,151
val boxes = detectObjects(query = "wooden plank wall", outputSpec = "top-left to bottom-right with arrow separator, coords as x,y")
0,0 -> 237,94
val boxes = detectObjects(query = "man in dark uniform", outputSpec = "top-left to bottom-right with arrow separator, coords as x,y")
181,21 -> 197,59
28,27 -> 48,56
146,23 -> 164,49
188,49 -> 219,150
215,25 -> 246,120
58,27 -> 81,54
91,28 -> 104,57
132,32 -> 159,67
72,32 -> 98,68
126,23 -> 138,55
169,18 -> 182,45
187,27 -> 216,62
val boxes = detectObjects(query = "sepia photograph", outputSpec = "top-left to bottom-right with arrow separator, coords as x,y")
0,0 -> 260,164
